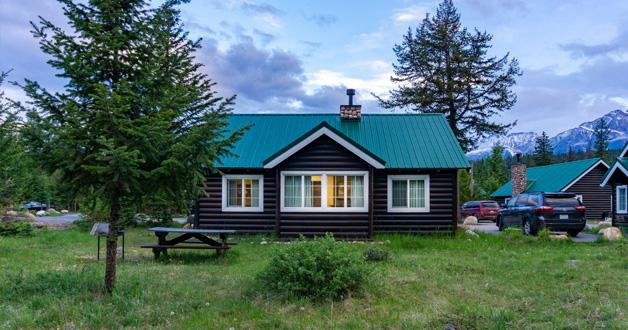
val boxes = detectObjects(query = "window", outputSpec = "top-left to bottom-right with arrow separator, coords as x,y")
281,171 -> 368,212
221,175 -> 263,212
618,185 -> 628,214
387,175 -> 430,212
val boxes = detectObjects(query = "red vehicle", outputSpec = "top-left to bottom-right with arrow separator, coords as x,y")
461,200 -> 500,221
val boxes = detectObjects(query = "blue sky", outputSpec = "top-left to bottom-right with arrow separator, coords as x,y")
2,0 -> 628,136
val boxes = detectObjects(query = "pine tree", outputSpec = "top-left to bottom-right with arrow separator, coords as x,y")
593,118 -> 611,160
534,131 -> 553,166
0,72 -> 22,207
20,0 -> 245,292
376,0 -> 521,152
458,169 -> 474,203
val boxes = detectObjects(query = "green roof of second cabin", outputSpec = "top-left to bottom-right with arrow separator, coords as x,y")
218,113 -> 470,169
601,142 -> 628,186
491,158 -> 607,197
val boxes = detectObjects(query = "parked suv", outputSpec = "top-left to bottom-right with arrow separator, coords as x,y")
497,192 -> 586,236
461,200 -> 500,222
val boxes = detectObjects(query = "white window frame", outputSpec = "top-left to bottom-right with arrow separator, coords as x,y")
280,171 -> 369,213
387,175 -> 430,213
617,185 -> 628,214
221,175 -> 264,212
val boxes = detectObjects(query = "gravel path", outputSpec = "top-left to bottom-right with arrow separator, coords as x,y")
469,220 -> 600,242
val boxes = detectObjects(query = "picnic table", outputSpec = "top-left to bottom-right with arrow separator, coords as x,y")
141,227 -> 236,258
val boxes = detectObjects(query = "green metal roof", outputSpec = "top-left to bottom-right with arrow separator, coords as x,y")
218,114 -> 470,169
491,158 -> 605,197
601,157 -> 628,185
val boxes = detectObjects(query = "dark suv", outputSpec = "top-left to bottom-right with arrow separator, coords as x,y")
497,192 -> 586,236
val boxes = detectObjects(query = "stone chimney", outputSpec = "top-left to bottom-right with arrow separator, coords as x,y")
511,153 -> 526,196
340,89 -> 361,120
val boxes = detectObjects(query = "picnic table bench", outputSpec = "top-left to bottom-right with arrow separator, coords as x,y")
141,227 -> 236,258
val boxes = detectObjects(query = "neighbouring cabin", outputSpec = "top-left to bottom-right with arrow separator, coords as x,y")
195,92 -> 469,239
600,143 -> 628,228
491,158 -> 612,220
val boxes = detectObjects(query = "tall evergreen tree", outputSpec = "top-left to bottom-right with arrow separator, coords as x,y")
20,0 -> 245,292
376,0 -> 521,152
534,131 -> 553,166
593,118 -> 611,160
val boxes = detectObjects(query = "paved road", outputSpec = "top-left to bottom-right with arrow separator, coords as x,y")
469,220 -> 600,242
36,213 -> 81,223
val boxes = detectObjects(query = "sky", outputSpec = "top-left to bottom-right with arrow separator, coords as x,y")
1,0 -> 628,136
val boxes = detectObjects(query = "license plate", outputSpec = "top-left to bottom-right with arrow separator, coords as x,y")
560,214 -> 569,220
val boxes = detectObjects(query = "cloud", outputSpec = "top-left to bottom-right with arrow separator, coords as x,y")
561,28 -> 628,60
304,13 -> 338,27
393,5 -> 429,23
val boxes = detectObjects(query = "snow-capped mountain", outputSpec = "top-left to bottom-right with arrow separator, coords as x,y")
467,109 -> 628,160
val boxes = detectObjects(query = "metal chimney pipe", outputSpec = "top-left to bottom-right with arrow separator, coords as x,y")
346,89 -> 355,106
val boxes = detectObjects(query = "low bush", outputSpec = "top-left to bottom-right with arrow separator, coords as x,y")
258,233 -> 366,300
0,220 -> 33,236
363,246 -> 390,262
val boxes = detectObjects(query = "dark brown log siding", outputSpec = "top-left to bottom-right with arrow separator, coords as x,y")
197,135 -> 459,237
196,169 -> 276,233
373,169 -> 457,233
565,163 -> 612,220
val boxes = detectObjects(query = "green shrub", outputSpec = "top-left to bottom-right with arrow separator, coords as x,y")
258,234 -> 366,300
363,246 -> 390,262
0,220 -> 33,236
537,228 -> 551,241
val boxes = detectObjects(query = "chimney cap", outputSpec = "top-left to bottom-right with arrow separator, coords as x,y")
346,89 -> 355,96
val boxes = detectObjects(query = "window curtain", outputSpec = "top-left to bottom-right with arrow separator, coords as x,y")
227,179 -> 242,207
348,176 -> 364,207
250,179 -> 259,207
304,176 -> 313,207
285,176 -> 302,207
392,180 -> 407,207
409,180 -> 425,208
620,187 -> 627,212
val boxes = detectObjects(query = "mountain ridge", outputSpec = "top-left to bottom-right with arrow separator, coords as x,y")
466,109 -> 628,160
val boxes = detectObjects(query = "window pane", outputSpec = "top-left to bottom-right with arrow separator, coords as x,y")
327,176 -> 345,207
244,179 -> 259,207
227,179 -> 242,207
304,175 -> 322,207
392,180 -> 407,207
409,179 -> 425,208
620,187 -> 627,211
284,176 -> 302,207
347,176 -> 364,207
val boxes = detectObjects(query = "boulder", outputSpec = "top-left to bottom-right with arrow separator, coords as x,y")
463,216 -> 478,226
24,212 -> 38,222
600,227 -> 623,241
46,208 -> 58,215
550,234 -> 569,241
60,209 -> 69,214
458,224 -> 470,231
35,210 -> 46,216
6,210 -> 18,217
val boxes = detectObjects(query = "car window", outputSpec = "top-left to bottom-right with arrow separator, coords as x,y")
515,194 -> 528,207
507,197 -> 517,207
481,202 -> 499,208
462,202 -> 469,209
527,194 -> 539,206
544,195 -> 579,207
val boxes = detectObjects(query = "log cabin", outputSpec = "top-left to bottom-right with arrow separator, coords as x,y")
194,90 -> 470,239
600,143 -> 628,228
491,158 -> 612,220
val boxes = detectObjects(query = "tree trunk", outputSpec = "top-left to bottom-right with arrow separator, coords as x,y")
104,190 -> 121,293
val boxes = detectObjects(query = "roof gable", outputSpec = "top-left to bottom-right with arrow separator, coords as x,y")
600,157 -> 628,186
263,122 -> 385,169
491,158 -> 607,197
218,114 -> 470,169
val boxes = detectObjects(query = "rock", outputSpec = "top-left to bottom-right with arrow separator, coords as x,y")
183,223 -> 192,229
6,210 -> 18,217
46,208 -> 58,215
458,224 -> 469,231
32,221 -> 46,228
550,234 -> 569,241
465,229 -> 479,238
600,227 -> 623,241
463,216 -> 478,226
60,209 -> 69,214
35,210 -> 46,216
24,212 -> 38,222
584,224 -> 593,231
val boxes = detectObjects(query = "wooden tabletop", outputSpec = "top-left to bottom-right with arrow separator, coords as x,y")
148,227 -> 236,234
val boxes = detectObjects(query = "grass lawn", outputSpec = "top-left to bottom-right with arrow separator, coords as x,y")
0,228 -> 626,329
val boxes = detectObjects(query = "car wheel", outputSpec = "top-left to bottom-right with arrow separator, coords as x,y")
497,216 -> 504,231
523,218 -> 532,235
567,230 -> 580,237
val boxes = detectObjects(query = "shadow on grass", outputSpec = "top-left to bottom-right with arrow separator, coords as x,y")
146,249 -> 242,265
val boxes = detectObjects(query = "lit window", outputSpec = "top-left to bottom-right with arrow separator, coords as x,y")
618,186 -> 627,214
222,175 -> 263,212
387,175 -> 430,212
281,172 -> 368,212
